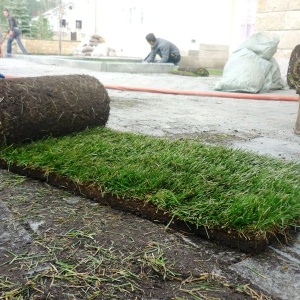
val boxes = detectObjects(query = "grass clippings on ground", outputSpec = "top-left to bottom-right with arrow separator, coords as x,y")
0,171 -> 273,299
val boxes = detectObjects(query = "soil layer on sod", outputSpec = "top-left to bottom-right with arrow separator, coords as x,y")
0,159 -> 293,254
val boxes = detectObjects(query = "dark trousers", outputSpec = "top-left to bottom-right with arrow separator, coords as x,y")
168,53 -> 181,65
7,28 -> 27,54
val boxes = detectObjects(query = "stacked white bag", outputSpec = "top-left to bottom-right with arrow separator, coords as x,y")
215,32 -> 286,93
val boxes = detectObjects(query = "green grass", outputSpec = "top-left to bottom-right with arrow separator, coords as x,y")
206,68 -> 223,76
0,127 -> 299,236
171,68 -> 223,77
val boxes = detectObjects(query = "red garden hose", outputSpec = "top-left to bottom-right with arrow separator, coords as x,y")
104,84 -> 299,102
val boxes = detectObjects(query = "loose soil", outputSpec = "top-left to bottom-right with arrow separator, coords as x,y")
0,168 -> 274,300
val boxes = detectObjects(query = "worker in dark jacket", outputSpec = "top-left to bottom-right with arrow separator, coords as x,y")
145,33 -> 181,65
3,9 -> 27,55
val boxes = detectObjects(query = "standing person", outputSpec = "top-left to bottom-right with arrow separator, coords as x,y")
144,33 -> 181,65
3,9 -> 28,55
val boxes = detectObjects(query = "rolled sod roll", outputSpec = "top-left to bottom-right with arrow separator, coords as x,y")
0,74 -> 110,144
287,44 -> 300,90
295,101 -> 300,135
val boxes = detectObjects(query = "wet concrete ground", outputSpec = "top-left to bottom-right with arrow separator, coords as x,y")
1,56 -> 300,299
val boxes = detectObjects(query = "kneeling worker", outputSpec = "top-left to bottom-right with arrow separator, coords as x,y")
144,33 -> 181,65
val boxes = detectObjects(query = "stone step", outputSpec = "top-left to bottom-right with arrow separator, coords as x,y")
230,233 -> 300,300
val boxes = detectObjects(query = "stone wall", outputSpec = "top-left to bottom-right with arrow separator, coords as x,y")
255,0 -> 300,76
4,38 -> 80,56
179,44 -> 229,69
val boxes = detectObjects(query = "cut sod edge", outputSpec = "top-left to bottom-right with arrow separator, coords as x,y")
0,158 -> 294,254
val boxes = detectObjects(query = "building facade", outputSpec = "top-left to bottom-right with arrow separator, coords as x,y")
43,0 -> 257,67
255,0 -> 300,76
